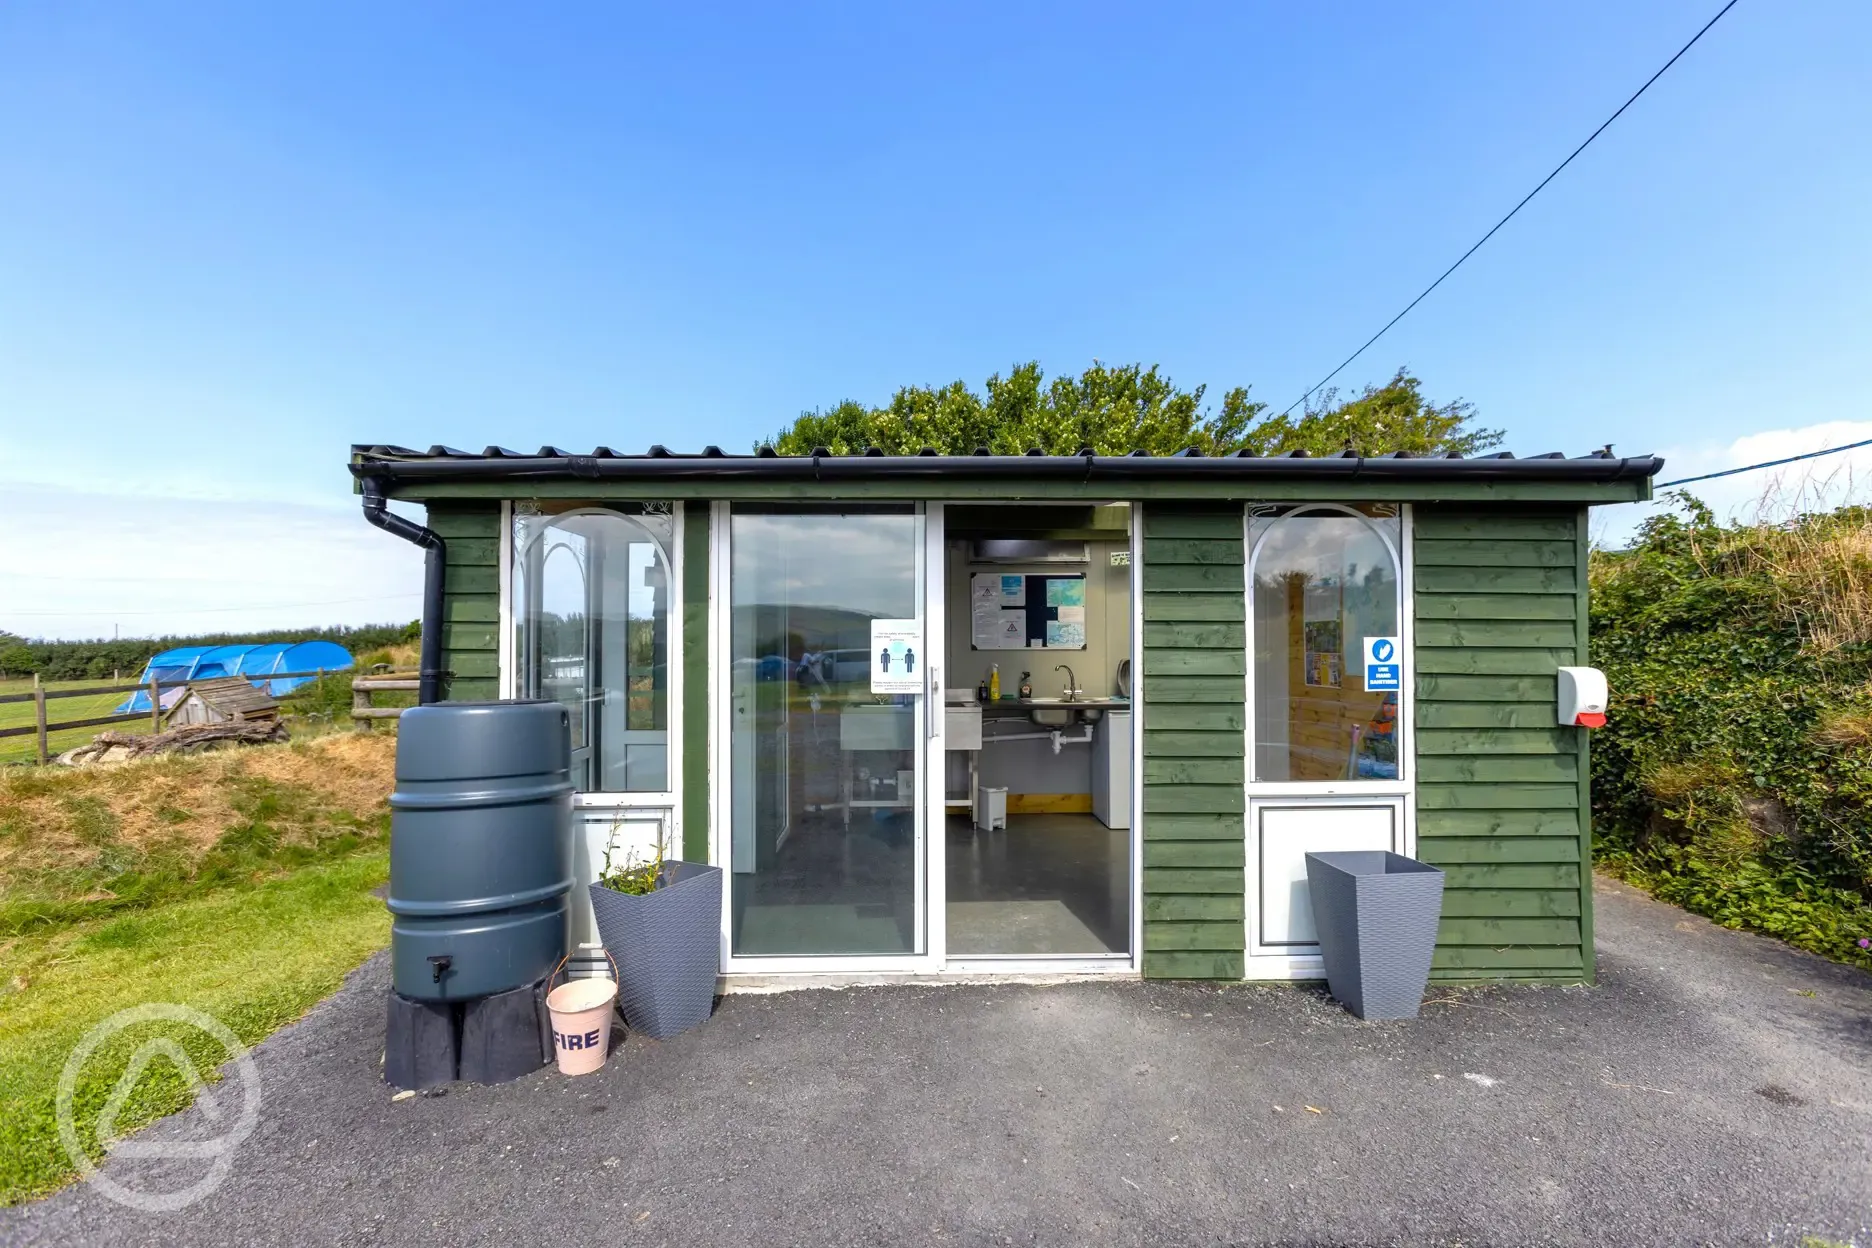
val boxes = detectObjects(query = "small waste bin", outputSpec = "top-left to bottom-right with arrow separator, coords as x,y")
975,787 -> 1007,832
1304,851 -> 1445,1020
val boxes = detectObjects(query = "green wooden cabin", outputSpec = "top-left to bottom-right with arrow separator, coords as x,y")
353,444 -> 1657,985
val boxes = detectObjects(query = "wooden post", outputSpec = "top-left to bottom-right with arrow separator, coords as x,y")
353,676 -> 372,731
149,676 -> 161,734
33,673 -> 48,765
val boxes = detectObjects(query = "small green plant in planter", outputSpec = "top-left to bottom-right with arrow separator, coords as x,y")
586,836 -> 723,1040
597,841 -> 663,896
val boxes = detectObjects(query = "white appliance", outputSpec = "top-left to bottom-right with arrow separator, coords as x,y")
1092,708 -> 1131,829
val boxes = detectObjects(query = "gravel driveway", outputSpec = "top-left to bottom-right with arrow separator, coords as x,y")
7,876 -> 1870,1247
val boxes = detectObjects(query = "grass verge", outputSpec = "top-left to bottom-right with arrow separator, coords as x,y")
0,731 -> 398,1204
0,849 -> 390,1204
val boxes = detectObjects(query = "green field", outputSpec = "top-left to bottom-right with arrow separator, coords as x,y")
0,677 -> 152,766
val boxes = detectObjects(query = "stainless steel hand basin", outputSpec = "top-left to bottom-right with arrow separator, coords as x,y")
1021,698 -> 1114,726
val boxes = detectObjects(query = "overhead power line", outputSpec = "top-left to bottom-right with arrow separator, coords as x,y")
1280,0 -> 1742,418
1657,437 -> 1872,489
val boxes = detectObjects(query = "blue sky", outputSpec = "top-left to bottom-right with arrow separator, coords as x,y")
3,2 -> 1868,638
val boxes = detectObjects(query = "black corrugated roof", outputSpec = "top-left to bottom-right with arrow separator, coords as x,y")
350,443 -> 1663,484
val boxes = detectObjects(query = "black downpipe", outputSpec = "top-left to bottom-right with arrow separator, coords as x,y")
361,481 -> 446,705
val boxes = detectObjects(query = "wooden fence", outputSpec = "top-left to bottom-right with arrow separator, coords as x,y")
0,669 -> 344,764
351,672 -> 420,729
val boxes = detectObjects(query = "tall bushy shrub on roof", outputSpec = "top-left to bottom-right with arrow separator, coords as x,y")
768,363 -> 1501,458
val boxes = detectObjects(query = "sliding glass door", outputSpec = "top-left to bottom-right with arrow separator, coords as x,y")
724,505 -> 930,961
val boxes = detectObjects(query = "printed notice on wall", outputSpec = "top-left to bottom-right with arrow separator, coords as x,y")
971,575 -> 1031,648
1045,577 -> 1085,608
1046,620 -> 1086,647
870,620 -> 922,694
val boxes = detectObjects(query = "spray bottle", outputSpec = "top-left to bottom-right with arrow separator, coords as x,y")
989,663 -> 1001,701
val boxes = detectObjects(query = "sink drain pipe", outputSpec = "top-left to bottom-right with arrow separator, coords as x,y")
361,479 -> 446,705
982,724 -> 1095,755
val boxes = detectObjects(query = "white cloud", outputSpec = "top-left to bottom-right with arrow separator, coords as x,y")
0,483 -> 429,640
1593,420 -> 1872,549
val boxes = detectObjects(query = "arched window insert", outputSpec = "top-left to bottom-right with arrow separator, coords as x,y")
1247,504 -> 1403,784
513,503 -> 674,793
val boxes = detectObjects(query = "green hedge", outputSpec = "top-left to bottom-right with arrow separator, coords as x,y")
1590,497 -> 1872,968
6,622 -> 418,682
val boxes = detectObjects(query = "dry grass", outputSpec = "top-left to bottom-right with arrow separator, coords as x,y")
0,732 -> 395,889
1737,515 -> 1872,654
1639,759 -> 1760,866
359,641 -> 420,670
1811,704 -> 1872,750
1718,470 -> 1872,654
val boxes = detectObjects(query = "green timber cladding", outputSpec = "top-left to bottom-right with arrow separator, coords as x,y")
372,440 -> 1653,987
429,503 -> 501,702
419,497 -> 1597,983
1139,506 -> 1248,979
1411,505 -> 1592,982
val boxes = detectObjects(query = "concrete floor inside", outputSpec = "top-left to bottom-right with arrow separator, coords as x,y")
945,812 -> 1131,957
726,809 -> 1133,959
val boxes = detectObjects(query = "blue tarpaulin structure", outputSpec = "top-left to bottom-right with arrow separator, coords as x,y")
116,641 -> 355,712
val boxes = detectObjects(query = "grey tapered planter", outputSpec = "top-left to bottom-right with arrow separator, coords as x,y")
588,860 -> 723,1040
1305,851 -> 1445,1020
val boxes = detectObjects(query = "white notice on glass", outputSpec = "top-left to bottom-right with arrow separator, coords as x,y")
871,619 -> 921,693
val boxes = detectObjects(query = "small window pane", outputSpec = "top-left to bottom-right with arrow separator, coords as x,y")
514,504 -> 674,793
1250,508 -> 1401,783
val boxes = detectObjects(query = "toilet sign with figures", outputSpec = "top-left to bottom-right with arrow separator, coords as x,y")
1362,636 -> 1401,692
870,620 -> 922,694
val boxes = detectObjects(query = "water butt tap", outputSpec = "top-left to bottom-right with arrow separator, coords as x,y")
428,954 -> 453,984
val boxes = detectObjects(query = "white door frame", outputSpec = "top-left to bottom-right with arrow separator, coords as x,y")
710,502 -> 943,976
704,499 -> 1146,979
939,499 -> 1142,976
1241,503 -> 1416,979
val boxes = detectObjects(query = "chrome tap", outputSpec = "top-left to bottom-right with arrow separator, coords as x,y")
1054,664 -> 1080,701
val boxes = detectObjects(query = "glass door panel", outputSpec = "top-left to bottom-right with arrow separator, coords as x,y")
515,505 -> 675,793
1248,506 -> 1401,783
728,506 -> 923,957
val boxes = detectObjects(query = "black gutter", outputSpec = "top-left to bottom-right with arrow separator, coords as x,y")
361,480 -> 446,706
351,451 -> 1662,486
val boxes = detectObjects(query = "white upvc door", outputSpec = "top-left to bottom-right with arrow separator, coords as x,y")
1242,503 -> 1416,980
500,501 -> 685,975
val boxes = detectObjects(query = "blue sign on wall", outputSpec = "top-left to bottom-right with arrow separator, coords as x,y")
1363,635 -> 1401,692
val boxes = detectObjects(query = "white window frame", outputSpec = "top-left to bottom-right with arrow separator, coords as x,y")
499,499 -> 683,846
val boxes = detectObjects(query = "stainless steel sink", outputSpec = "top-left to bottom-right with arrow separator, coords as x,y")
1020,698 -> 1115,727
